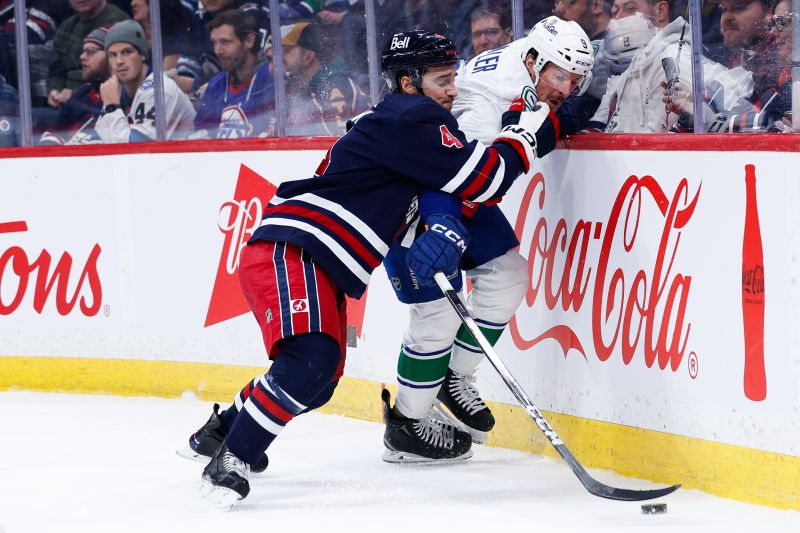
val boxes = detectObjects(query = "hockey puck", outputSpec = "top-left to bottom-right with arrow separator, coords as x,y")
641,503 -> 667,514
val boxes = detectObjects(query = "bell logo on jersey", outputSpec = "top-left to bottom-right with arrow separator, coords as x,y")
440,125 -> 463,149
291,299 -> 308,313
390,35 -> 411,50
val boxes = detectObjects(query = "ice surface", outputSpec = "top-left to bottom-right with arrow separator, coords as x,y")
1,392 -> 797,533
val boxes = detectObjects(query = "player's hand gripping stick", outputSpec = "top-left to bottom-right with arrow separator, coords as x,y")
406,214 -> 469,287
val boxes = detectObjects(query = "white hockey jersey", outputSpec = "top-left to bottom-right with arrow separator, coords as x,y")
452,39 -> 537,144
96,73 -> 196,143
593,17 -> 753,133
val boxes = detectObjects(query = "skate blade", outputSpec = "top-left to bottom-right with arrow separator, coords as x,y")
382,448 -> 474,464
466,428 -> 489,445
199,480 -> 243,510
178,448 -> 268,476
176,447 -> 209,465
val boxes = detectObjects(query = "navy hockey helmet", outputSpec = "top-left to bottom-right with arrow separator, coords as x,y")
381,31 -> 459,93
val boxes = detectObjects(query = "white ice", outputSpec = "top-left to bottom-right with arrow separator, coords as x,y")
1,392 -> 798,533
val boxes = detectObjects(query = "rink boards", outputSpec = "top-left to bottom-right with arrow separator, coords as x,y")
0,136 -> 798,509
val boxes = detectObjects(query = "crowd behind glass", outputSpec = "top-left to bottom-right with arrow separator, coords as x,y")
0,0 -> 796,146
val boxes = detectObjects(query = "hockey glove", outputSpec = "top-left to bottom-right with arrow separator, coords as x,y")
495,101 -> 550,173
407,214 -> 469,287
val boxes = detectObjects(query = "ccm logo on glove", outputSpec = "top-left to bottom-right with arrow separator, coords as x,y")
429,223 -> 467,253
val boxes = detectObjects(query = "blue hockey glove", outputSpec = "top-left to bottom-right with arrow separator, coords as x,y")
406,214 -> 469,287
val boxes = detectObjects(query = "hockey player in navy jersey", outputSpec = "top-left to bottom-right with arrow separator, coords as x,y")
382,16 -> 594,462
192,10 -> 275,139
185,30 -> 552,508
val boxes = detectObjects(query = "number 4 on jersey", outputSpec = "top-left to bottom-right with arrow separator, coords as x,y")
440,125 -> 463,149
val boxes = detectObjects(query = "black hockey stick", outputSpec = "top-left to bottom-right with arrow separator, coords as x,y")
433,272 -> 680,502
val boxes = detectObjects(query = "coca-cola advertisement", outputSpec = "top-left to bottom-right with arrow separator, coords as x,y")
0,147 -> 798,461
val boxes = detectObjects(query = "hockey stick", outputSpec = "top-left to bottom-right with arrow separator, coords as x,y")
433,272 -> 680,502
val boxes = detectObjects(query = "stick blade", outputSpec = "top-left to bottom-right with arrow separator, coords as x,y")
584,478 -> 681,502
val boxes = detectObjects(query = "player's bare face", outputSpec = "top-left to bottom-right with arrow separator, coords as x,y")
420,65 -> 458,111
535,63 -> 582,110
108,43 -> 145,85
211,25 -> 248,72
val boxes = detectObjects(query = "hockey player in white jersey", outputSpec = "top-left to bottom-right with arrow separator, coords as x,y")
382,16 -> 594,462
96,20 -> 196,143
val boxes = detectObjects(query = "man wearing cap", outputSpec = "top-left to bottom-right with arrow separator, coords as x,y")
281,21 -> 369,135
40,26 -> 119,145
96,20 -> 196,142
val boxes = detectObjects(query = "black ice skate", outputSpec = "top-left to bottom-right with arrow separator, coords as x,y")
381,389 -> 473,463
200,442 -> 250,509
181,403 -> 269,473
436,369 -> 495,444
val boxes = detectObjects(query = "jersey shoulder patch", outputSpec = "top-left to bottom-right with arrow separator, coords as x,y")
440,125 -> 463,149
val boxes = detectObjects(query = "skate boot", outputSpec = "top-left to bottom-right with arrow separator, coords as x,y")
381,389 -> 473,463
187,403 -> 269,473
437,369 -> 495,444
200,442 -> 250,509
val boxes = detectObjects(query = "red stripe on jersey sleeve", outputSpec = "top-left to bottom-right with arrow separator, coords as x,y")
268,204 -> 382,269
496,138 -> 530,173
460,147 -> 499,200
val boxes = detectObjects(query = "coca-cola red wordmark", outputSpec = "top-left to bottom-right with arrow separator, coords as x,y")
510,171 -> 701,373
0,220 -> 103,316
205,164 -> 369,339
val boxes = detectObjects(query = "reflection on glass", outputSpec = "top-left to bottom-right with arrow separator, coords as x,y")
281,2 -> 370,137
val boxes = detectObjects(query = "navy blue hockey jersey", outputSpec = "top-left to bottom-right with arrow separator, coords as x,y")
249,93 -> 530,299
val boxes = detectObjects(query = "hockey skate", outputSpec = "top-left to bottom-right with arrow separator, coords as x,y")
200,442 -> 250,509
436,369 -> 495,444
178,403 -> 269,473
381,388 -> 473,464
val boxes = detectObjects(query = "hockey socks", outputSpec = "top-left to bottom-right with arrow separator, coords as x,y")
395,344 -> 452,419
225,332 -> 342,466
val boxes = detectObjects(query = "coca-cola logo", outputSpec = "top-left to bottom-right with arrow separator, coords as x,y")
742,265 -> 764,296
0,220 -> 103,316
510,172 -> 700,372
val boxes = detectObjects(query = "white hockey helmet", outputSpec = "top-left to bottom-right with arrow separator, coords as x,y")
604,13 -> 657,75
523,16 -> 595,96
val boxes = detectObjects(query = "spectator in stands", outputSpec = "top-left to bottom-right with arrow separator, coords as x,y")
315,0 -> 368,85
281,0 -> 326,22
0,73 -> 19,147
707,0 -> 772,67
554,0 -> 612,39
47,0 -> 129,109
664,0 -> 794,132
281,21 -> 369,135
0,0 -> 57,107
551,0 -> 613,133
469,0 -> 513,57
40,26 -> 117,144
96,20 -> 195,142
587,0 -> 753,132
193,10 -> 275,138
172,0 -> 270,93
130,0 -> 190,65
378,0 -> 451,49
